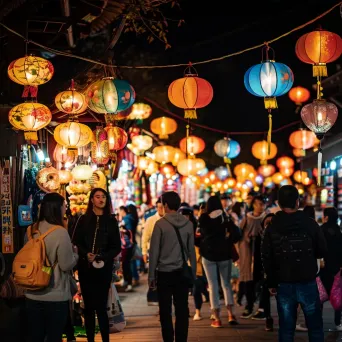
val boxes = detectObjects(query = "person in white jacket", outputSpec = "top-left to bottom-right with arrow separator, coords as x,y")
142,197 -> 164,263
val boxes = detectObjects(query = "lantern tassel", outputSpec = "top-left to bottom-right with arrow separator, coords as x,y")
267,112 -> 272,155
313,64 -> 327,78
317,148 -> 322,186
22,85 -> 38,98
226,163 -> 232,177
184,109 -> 197,119
264,97 -> 277,110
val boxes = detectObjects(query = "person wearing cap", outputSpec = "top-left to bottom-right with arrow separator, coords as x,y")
220,194 -> 233,214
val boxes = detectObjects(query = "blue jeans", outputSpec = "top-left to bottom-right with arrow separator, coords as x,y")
276,281 -> 324,342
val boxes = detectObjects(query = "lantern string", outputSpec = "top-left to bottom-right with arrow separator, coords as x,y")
0,1 -> 341,69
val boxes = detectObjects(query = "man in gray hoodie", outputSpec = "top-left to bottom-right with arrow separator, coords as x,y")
149,191 -> 196,342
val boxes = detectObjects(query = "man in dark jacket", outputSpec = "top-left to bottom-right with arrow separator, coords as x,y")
262,185 -> 327,342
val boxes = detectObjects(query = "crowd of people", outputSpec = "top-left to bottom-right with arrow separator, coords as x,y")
4,185 -> 342,342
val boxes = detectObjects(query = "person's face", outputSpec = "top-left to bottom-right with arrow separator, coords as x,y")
156,203 -> 165,217
119,209 -> 126,219
193,209 -> 199,217
221,199 -> 229,209
253,199 -> 265,214
92,191 -> 107,210
246,195 -> 253,207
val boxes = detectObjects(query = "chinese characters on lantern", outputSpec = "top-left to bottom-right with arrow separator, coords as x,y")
1,161 -> 13,253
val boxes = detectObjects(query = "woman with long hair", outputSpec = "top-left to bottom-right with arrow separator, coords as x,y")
200,195 -> 241,327
25,192 -> 78,342
73,188 -> 121,342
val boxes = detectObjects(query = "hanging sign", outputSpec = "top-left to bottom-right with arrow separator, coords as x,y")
1,160 -> 14,254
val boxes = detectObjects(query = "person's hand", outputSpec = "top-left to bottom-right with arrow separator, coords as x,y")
269,288 -> 277,296
143,254 -> 148,264
72,245 -> 78,254
149,279 -> 156,289
87,253 -> 96,263
320,259 -> 325,269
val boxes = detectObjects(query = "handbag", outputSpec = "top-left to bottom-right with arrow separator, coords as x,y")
330,271 -> 342,311
169,221 -> 194,287
107,282 -> 126,333
316,276 -> 328,304
0,274 -> 25,299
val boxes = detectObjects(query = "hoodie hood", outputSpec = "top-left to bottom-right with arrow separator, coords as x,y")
209,209 -> 223,219
164,212 -> 190,228
272,210 -> 309,233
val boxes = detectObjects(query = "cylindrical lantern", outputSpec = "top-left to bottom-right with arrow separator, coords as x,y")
153,145 -> 175,164
87,77 -> 135,114
258,164 -> 276,177
177,158 -> 206,176
54,121 -> 93,150
150,117 -> 177,139
53,144 -> 78,165
105,125 -> 128,151
8,55 -> 54,86
55,80 -> 88,115
295,30 -> 342,77
289,129 -> 315,150
168,68 -> 213,119
288,86 -> 310,105
9,102 -> 52,142
72,164 -> 93,181
251,140 -> 277,163
179,135 -> 205,155
276,156 -> 294,170
127,103 -> 152,120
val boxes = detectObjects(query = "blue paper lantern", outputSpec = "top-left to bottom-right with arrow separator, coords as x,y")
214,138 -> 240,160
244,61 -> 294,109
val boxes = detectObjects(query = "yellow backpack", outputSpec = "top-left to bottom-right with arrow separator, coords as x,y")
12,225 -> 60,290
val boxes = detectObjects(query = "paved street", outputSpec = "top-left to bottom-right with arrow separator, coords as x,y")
73,275 -> 342,342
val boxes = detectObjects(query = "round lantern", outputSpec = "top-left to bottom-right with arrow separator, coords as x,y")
58,169 -> 72,184
153,145 -> 175,164
252,140 -> 277,163
54,121 -> 93,150
150,117 -> 177,139
276,156 -> 294,169
105,125 -> 128,151
289,86 -> 310,105
258,164 -> 276,177
272,172 -> 284,185
244,60 -> 294,109
293,148 -> 306,158
127,103 -> 152,120
168,68 -> 213,119
72,164 -> 93,181
289,129 -> 316,150
131,135 -> 153,153
295,30 -> 342,77
214,138 -> 240,159
138,156 -> 149,170
9,102 -> 52,142
234,163 -> 255,180
179,135 -> 205,155
225,178 -> 237,188
146,160 -> 159,175
172,148 -> 186,166
177,158 -> 206,176
280,167 -> 294,178
215,166 -> 230,180
8,55 -> 54,86
55,80 -> 88,115
86,77 -> 135,114
293,170 -> 308,183
301,99 -> 338,140
53,144 -> 78,165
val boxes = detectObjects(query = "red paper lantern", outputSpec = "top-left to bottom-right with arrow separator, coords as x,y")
288,86 -> 310,105
295,30 -> 342,77
179,135 -> 205,155
105,125 -> 128,151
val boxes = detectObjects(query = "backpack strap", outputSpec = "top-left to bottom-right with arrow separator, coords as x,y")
39,226 -> 61,240
27,223 -> 40,241
38,226 -> 62,268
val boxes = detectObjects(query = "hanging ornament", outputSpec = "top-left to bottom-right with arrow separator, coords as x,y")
289,86 -> 310,106
168,63 -> 213,119
53,144 -> 78,166
179,135 -> 205,156
150,117 -> 177,139
91,126 -> 109,165
127,103 -> 152,120
104,122 -> 128,151
244,44 -> 294,153
251,140 -> 277,164
258,164 -> 276,177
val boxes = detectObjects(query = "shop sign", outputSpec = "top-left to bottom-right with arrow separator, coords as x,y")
1,160 -> 13,254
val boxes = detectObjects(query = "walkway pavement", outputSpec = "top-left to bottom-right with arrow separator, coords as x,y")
74,275 -> 342,342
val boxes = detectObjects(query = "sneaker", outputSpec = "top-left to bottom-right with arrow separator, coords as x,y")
211,319 -> 223,328
193,313 -> 203,321
296,324 -> 308,332
265,317 -> 274,332
228,315 -> 239,325
240,309 -> 253,319
125,285 -> 133,292
252,310 -> 266,320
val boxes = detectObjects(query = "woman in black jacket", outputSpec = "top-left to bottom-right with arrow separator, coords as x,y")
319,207 -> 342,330
73,188 -> 121,342
200,196 -> 241,328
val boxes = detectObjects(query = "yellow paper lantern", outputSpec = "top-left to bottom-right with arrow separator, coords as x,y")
131,135 -> 153,153
8,55 -> 54,86
153,145 -> 175,164
72,164 -> 93,181
54,121 -> 93,150
58,169 -> 72,184
150,117 -> 177,139
127,103 -> 152,120
55,80 -> 88,115
138,156 -> 149,170
9,102 -> 52,142
177,158 -> 206,176
252,140 -> 277,163
145,160 -> 159,175
172,148 -> 186,166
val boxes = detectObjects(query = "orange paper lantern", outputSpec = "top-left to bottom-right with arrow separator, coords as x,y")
150,117 -> 177,139
276,156 -> 294,169
295,30 -> 342,77
258,164 -> 276,177
289,86 -> 310,105
293,148 -> 306,158
280,167 -> 294,177
177,158 -> 205,176
53,144 -> 78,165
293,170 -> 308,183
272,172 -> 284,185
127,103 -> 152,120
289,129 -> 315,150
251,140 -> 277,163
105,125 -> 128,151
153,145 -> 175,164
179,135 -> 205,155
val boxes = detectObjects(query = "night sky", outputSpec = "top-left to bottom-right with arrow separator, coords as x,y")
2,0 -> 342,170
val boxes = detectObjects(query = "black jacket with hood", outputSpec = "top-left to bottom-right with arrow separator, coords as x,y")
262,210 -> 327,288
200,209 -> 241,262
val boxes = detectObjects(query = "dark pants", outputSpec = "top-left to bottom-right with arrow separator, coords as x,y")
239,280 -> 255,311
193,276 -> 209,310
26,299 -> 69,342
122,247 -> 133,286
157,270 -> 189,342
276,281 -> 324,342
63,302 -> 75,340
259,279 -> 271,317
82,282 -> 110,342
